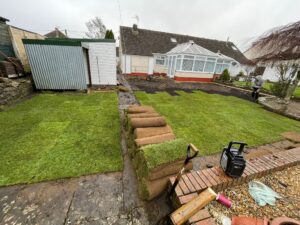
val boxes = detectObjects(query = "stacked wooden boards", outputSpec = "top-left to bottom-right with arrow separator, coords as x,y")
126,105 -> 193,200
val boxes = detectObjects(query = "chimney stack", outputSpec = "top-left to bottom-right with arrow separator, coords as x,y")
55,27 -> 59,38
132,24 -> 139,36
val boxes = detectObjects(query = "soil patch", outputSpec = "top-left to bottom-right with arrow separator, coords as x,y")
126,76 -> 253,101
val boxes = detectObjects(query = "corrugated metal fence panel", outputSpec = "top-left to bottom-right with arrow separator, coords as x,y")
24,44 -> 87,90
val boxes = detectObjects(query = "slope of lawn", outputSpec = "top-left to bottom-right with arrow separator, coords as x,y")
0,92 -> 122,186
233,81 -> 300,98
135,91 -> 300,168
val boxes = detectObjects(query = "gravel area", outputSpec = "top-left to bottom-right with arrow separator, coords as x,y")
208,165 -> 300,224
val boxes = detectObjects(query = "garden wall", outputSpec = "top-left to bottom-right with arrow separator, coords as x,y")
0,77 -> 33,106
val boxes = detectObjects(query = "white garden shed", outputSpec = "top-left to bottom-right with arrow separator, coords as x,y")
24,38 -> 116,90
162,41 -> 236,82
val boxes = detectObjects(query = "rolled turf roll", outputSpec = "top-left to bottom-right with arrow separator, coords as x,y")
135,132 -> 175,147
130,117 -> 167,128
127,105 -> 156,114
134,125 -> 173,139
128,112 -> 160,119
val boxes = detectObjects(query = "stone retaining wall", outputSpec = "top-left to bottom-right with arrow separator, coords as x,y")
0,77 -> 33,106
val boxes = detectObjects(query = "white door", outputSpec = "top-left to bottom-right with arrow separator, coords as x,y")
168,56 -> 176,78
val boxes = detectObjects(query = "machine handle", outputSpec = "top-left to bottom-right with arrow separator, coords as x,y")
184,144 -> 199,165
227,141 -> 247,154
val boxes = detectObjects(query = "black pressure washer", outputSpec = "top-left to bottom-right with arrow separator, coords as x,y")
220,141 -> 247,178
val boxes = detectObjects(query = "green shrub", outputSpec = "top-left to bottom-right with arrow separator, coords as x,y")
270,81 -> 289,98
219,69 -> 231,83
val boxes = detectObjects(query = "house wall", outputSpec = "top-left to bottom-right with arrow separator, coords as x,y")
131,55 -> 149,74
154,64 -> 167,74
0,21 -> 15,60
9,26 -> 44,67
174,71 -> 214,82
87,42 -> 117,85
120,54 -> 131,74
120,51 -> 162,75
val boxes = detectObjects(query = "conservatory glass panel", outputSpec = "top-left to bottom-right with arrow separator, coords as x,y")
182,55 -> 194,71
215,64 -> 223,74
176,56 -> 182,70
184,55 -> 194,60
222,63 -> 230,71
204,61 -> 216,73
207,57 -> 216,61
193,60 -> 205,72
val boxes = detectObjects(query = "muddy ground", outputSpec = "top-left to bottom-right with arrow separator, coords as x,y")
126,76 -> 255,101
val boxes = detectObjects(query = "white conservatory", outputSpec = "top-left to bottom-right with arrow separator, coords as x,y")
153,41 -> 237,82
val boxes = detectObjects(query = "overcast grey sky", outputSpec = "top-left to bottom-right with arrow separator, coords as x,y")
1,0 -> 299,50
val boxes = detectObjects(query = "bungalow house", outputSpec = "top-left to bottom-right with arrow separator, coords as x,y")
119,25 -> 252,82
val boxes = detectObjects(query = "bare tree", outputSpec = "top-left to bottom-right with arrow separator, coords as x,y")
85,17 -> 106,39
251,20 -> 300,100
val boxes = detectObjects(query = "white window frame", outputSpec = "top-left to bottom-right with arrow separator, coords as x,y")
155,55 -> 166,66
168,54 -> 232,74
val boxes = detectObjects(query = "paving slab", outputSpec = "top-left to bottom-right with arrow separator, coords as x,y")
1,179 -> 78,225
0,185 -> 24,222
65,172 -> 124,224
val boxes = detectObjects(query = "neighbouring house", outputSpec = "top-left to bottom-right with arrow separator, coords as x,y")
244,20 -> 300,83
0,16 -> 45,69
23,38 -> 117,90
0,17 -> 15,60
8,26 -> 45,69
119,25 -> 252,82
45,28 -> 68,38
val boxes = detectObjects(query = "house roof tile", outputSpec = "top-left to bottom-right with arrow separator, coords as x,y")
120,26 -> 252,65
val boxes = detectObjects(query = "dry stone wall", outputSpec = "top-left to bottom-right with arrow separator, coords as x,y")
0,77 -> 33,106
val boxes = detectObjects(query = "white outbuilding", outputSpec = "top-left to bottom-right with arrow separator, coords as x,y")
24,38 -> 116,90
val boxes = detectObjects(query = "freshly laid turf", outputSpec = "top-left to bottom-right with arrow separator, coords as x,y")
135,91 -> 300,168
233,81 -> 300,98
0,93 -> 122,186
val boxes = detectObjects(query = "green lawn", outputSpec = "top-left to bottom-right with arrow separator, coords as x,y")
233,81 -> 300,98
0,92 -> 122,186
135,91 -> 300,168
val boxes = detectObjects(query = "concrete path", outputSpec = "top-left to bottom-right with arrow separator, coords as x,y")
0,172 -> 149,225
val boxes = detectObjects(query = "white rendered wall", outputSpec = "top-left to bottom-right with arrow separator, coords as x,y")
88,42 -> 117,85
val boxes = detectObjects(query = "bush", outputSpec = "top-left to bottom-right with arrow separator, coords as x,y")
270,81 -> 289,98
234,71 -> 245,81
219,69 -> 231,83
